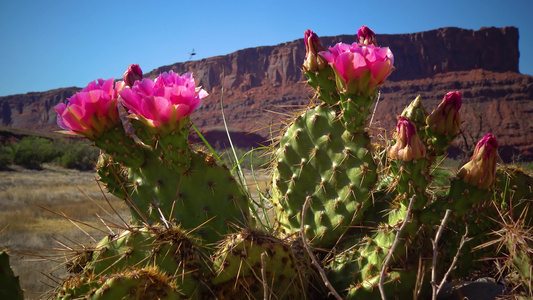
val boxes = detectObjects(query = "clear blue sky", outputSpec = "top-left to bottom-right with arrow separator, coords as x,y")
1,0 -> 532,97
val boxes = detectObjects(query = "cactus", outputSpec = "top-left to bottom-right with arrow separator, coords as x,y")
270,103 -> 378,248
57,267 -> 185,300
55,70 -> 250,245
0,250 -> 24,300
2,25 -> 528,300
211,228 -> 311,299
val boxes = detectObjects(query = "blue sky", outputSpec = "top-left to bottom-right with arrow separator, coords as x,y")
1,0 -> 532,97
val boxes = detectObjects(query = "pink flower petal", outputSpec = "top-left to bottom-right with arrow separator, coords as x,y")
120,71 -> 207,130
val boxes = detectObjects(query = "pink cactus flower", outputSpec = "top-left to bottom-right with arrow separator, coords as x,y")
303,29 -> 328,72
389,116 -> 426,162
319,41 -> 394,96
458,133 -> 498,190
55,78 -> 122,139
119,71 -> 207,131
426,91 -> 462,136
357,25 -> 376,46
123,64 -> 143,87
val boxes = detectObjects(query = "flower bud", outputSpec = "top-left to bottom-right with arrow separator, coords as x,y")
389,116 -> 426,162
123,64 -> 143,87
426,91 -> 462,136
401,95 -> 428,132
303,29 -> 328,72
458,133 -> 498,189
357,25 -> 376,46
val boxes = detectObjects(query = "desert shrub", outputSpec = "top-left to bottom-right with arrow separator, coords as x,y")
56,140 -> 99,171
0,144 -> 14,170
11,137 -> 58,169
8,136 -> 98,171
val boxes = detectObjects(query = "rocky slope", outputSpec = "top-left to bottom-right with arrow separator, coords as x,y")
1,26 -> 531,161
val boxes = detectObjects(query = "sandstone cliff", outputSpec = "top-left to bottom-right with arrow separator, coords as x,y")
1,26 -> 531,162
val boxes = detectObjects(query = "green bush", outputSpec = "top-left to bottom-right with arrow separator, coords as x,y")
56,141 -> 99,171
11,137 -> 58,169
5,136 -> 99,171
0,144 -> 14,170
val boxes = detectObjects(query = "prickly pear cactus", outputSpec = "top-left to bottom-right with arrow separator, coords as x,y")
270,28 -> 393,248
27,24 -> 531,300
51,63 -> 315,300
270,104 -> 378,248
211,228 -> 311,299
58,267 -> 185,300
271,27 -> 531,299
85,225 -> 210,297
56,68 -> 249,245
0,250 -> 24,300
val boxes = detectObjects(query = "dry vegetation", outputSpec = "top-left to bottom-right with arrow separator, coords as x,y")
0,164 -> 129,299
0,163 -> 269,299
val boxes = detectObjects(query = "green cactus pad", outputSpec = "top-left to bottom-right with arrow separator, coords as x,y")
0,250 -> 24,300
389,158 -> 430,210
338,94 -> 375,133
271,104 -> 377,248
58,267 -> 184,300
82,225 -> 211,298
495,165 -> 533,216
127,150 -> 249,244
326,224 -> 431,299
96,152 -> 130,200
211,229 -> 310,299
305,68 -> 340,105
345,268 -> 430,300
93,125 -> 145,169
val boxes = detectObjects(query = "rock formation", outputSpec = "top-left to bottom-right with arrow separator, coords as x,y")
1,26 -> 531,161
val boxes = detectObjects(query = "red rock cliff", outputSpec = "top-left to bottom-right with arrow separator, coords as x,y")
1,26 -> 531,161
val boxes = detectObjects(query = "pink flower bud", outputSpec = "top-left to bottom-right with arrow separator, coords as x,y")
458,133 -> 498,189
55,78 -> 121,139
303,29 -> 328,72
357,25 -> 376,46
123,64 -> 143,87
426,91 -> 462,136
389,116 -> 426,162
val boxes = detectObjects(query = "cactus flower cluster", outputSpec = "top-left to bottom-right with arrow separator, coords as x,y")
1,24 -> 530,300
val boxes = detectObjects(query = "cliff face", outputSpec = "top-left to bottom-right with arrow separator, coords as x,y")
146,26 -> 520,91
1,87 -> 80,129
1,26 -> 532,161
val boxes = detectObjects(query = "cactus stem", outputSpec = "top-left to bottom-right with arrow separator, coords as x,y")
301,196 -> 343,300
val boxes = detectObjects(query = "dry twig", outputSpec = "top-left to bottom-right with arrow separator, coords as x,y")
437,225 -> 469,297
379,195 -> 416,300
431,209 -> 452,300
261,252 -> 269,300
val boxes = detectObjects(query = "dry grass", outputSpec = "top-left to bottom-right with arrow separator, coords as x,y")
0,164 -> 271,299
0,164 -> 129,299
